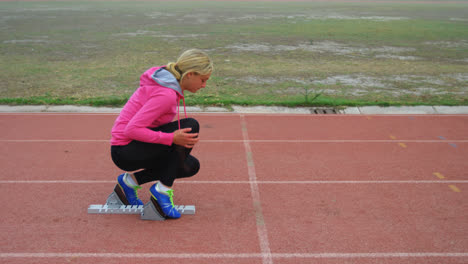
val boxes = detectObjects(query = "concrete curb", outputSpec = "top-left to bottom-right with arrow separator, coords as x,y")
0,105 -> 467,114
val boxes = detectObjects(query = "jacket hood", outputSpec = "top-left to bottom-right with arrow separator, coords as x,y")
145,67 -> 183,97
141,66 -> 187,130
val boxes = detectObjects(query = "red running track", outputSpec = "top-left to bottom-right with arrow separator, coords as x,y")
0,113 -> 467,264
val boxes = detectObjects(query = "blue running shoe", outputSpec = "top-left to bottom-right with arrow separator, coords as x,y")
116,173 -> 143,206
150,184 -> 181,219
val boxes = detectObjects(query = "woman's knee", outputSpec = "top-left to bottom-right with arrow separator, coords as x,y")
185,155 -> 200,177
181,117 -> 199,134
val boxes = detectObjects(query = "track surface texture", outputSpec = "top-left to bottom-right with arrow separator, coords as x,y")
0,113 -> 467,264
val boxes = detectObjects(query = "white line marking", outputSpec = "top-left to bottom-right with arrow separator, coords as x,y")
1,180 -> 468,184
0,253 -> 259,258
0,113 -> 118,116
0,252 -> 467,259
0,140 -> 109,142
240,114 -> 273,264
0,180 -> 116,184
180,180 -> 468,184
272,252 -> 468,258
0,112 -> 240,116
201,140 -> 468,143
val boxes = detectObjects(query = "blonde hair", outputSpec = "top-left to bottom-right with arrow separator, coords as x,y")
166,49 -> 214,82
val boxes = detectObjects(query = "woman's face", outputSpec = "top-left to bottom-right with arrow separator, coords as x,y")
181,72 -> 211,93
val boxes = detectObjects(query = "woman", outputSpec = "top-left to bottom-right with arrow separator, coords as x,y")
110,49 -> 213,219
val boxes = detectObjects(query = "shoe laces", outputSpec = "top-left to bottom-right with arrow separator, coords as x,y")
166,189 -> 175,207
132,185 -> 142,198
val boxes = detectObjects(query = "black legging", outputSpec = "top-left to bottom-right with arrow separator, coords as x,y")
111,118 -> 200,187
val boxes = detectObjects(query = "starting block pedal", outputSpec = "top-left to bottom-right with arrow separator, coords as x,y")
87,185 -> 195,221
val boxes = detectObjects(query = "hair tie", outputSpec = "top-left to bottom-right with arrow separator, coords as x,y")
174,65 -> 183,75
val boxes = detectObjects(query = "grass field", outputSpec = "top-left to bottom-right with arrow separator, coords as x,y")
0,1 -> 467,107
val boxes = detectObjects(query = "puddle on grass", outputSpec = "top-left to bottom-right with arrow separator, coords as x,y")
3,39 -> 52,44
374,55 -> 421,60
226,41 -> 417,60
423,41 -> 468,49
450,18 -> 468,22
236,73 -> 468,97
308,14 -> 409,21
142,11 -> 409,25
0,15 -> 28,22
3,36 -> 55,44
113,30 -> 161,37
225,13 -> 408,22
113,30 -> 207,40
237,74 -> 460,87
145,12 -> 177,19
447,73 -> 468,82
312,75 -> 387,88
16,6 -> 89,12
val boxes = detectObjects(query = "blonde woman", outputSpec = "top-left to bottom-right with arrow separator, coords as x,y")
110,49 -> 213,219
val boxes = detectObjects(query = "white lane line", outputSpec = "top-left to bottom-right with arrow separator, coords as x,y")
0,113 -> 239,116
0,252 -> 467,259
240,114 -> 273,264
0,140 -> 109,142
199,140 -> 468,143
1,180 -> 468,184
0,253 -> 259,258
0,113 -> 118,116
273,252 -> 468,258
234,140 -> 468,143
0,180 -> 116,184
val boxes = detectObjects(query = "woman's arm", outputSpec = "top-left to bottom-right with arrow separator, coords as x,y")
124,92 -> 176,146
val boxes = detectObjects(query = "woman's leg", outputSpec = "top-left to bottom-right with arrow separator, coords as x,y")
111,118 -> 200,187
143,117 -> 200,186
134,154 -> 199,185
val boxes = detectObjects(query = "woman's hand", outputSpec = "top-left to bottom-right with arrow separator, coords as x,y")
173,128 -> 199,148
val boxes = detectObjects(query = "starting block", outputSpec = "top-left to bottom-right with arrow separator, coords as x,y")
87,184 -> 195,221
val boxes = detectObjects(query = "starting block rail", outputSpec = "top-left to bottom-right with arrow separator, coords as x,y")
88,204 -> 195,215
87,185 -> 196,221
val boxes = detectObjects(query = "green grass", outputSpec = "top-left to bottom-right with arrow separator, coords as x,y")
1,1 -> 467,107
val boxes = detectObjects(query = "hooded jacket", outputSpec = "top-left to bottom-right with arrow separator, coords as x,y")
110,66 -> 186,146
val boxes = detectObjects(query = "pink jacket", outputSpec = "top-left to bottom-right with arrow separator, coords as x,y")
110,66 -> 186,146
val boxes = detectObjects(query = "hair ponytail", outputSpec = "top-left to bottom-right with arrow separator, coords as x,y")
166,49 -> 213,82
165,62 -> 182,81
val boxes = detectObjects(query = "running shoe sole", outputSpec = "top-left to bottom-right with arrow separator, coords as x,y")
114,184 -> 130,205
